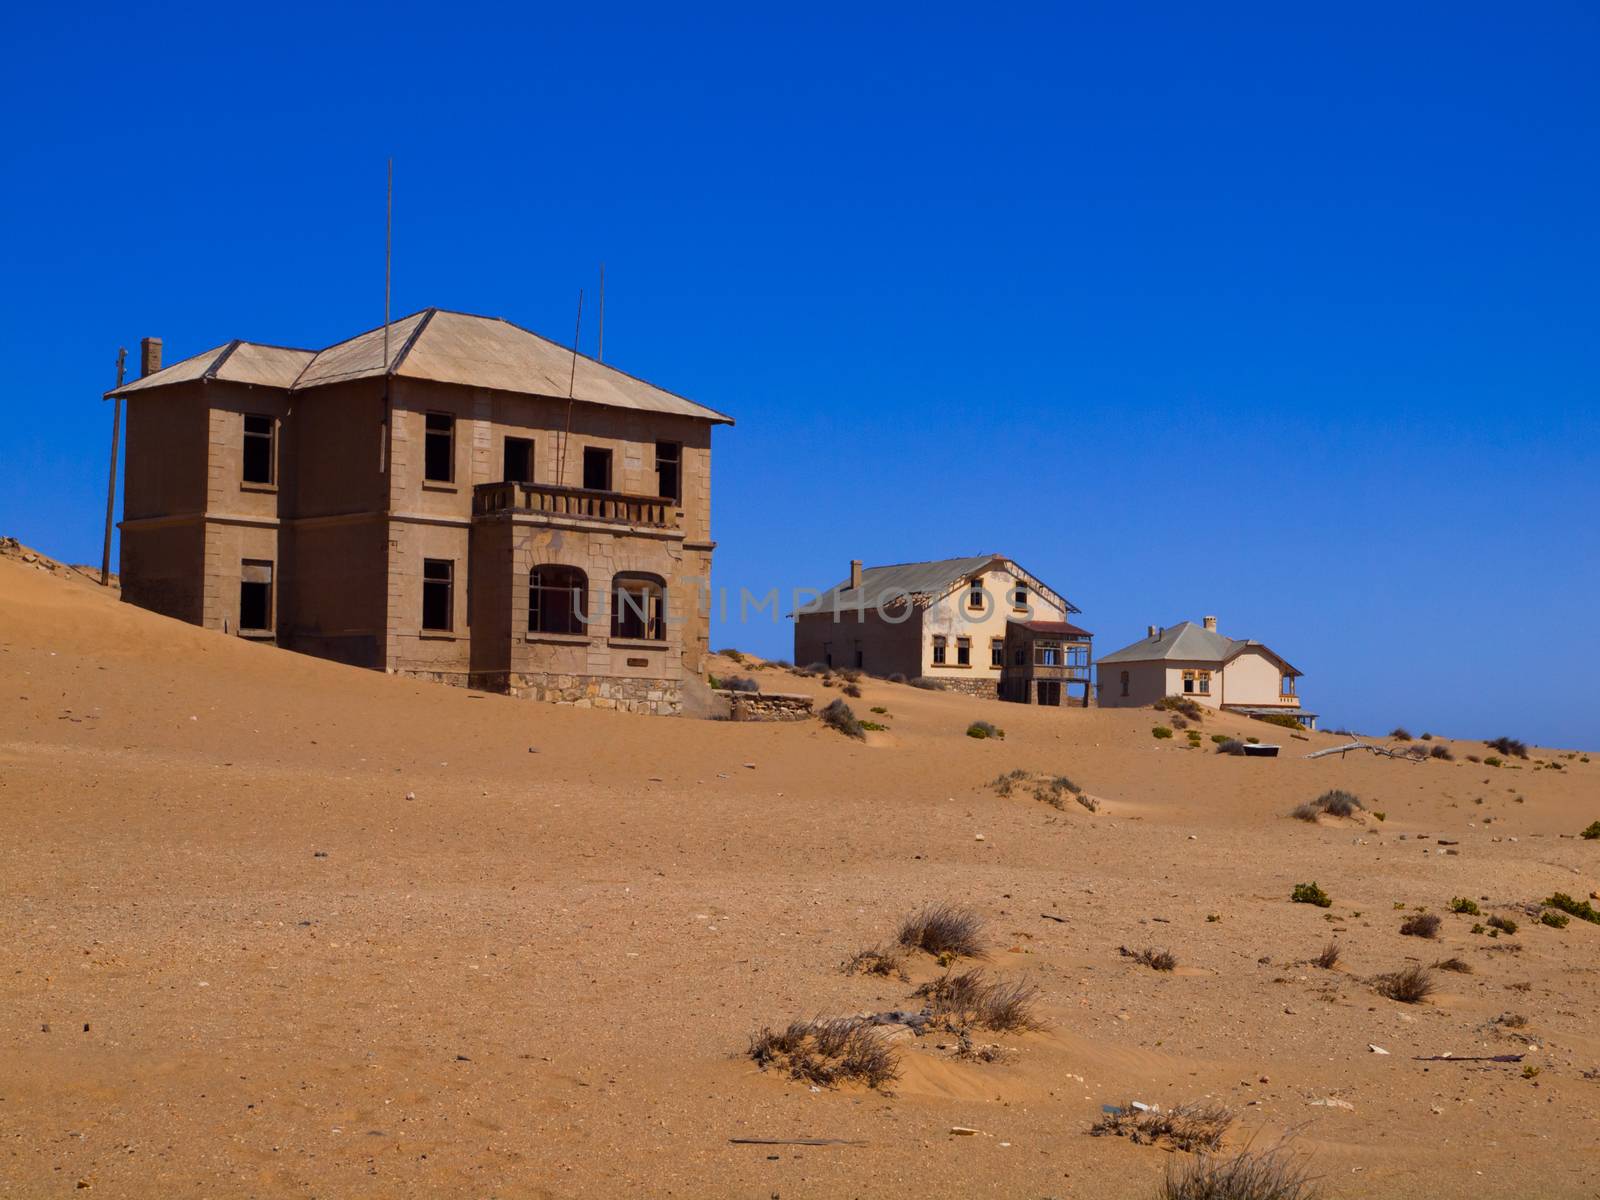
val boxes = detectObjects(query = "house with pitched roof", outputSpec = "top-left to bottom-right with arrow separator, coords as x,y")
110,309 -> 732,714
1095,616 -> 1313,728
792,555 -> 1085,698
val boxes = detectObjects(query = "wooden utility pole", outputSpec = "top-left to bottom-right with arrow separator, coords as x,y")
101,347 -> 127,586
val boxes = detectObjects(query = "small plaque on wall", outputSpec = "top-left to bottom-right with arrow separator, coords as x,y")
627,657 -> 649,667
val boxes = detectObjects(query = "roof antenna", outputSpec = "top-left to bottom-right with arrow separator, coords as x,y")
597,262 -> 605,363
557,287 -> 584,486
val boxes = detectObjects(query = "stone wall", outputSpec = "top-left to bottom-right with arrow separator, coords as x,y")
718,689 -> 814,722
936,676 -> 999,700
485,671 -> 682,716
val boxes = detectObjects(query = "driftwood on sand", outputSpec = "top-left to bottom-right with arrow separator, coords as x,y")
1305,741 -> 1423,762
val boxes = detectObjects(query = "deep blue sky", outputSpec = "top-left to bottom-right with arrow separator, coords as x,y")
3,3 -> 1596,746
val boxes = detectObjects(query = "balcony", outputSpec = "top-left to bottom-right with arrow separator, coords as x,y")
473,481 -> 679,530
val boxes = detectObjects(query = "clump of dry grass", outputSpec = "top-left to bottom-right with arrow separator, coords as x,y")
819,697 -> 865,739
1160,1142 -> 1323,1200
897,904 -> 985,959
1400,913 -> 1441,939
1431,956 -> 1473,974
1494,1012 -> 1529,1029
748,1018 -> 898,1089
913,969 -> 1043,1032
1375,963 -> 1437,1004
1121,945 -> 1178,971
1292,789 -> 1362,821
842,945 -> 907,980
1091,1102 -> 1234,1153
1313,941 -> 1341,970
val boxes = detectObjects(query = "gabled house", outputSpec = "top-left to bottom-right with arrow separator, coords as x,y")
110,308 -> 733,715
1095,616 -> 1314,728
792,555 -> 1081,697
999,619 -> 1095,707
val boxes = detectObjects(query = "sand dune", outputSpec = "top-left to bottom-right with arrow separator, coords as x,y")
1,552 -> 1596,1197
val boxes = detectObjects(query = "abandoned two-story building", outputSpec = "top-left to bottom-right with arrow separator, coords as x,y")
792,555 -> 1087,700
111,308 -> 733,714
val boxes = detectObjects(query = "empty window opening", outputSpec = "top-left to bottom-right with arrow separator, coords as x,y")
956,636 -> 971,666
529,564 -> 587,634
967,581 -> 986,611
1035,641 -> 1062,667
612,573 -> 666,640
425,413 -> 455,482
504,437 -> 535,484
854,642 -> 864,669
1281,674 -> 1296,697
823,642 -> 833,668
1120,669 -> 1130,698
1012,584 -> 1029,609
582,446 -> 613,492
991,638 -> 1004,667
243,415 -> 274,484
655,441 -> 681,503
422,559 -> 453,631
932,635 -> 947,665
239,560 -> 273,631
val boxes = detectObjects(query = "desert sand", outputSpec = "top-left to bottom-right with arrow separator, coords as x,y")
1,551 -> 1596,1197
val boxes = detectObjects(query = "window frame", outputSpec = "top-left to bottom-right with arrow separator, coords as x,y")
528,564 -> 588,635
424,412 -> 455,483
611,572 -> 666,641
582,446 -> 613,493
422,558 -> 454,632
956,636 -> 971,666
503,436 -> 535,484
654,440 -> 682,503
242,414 -> 275,485
1182,668 -> 1212,695
931,635 -> 947,665
990,637 -> 1004,667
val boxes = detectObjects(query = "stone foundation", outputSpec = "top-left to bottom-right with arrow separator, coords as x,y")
934,676 -> 999,700
717,689 -> 814,722
469,671 -> 683,715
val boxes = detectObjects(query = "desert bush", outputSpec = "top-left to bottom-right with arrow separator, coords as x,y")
1121,945 -> 1177,971
1375,963 -> 1436,1004
1291,882 -> 1332,908
1159,1142 -> 1322,1200
1450,897 -> 1481,916
842,682 -> 862,698
870,706 -> 888,714
1465,754 -> 1481,763
842,945 -> 907,980
1216,739 -> 1247,756
720,675 -> 760,693
1581,821 -> 1600,840
887,672 -> 908,684
799,661 -> 830,676
1313,941 -> 1341,969
1091,1102 -> 1234,1153
1494,1012 -> 1528,1028
1030,775 -> 1082,810
1372,810 -> 1386,821
914,969 -> 1043,1032
1486,736 -> 1529,759
1255,713 -> 1303,730
1431,956 -> 1472,973
718,648 -> 747,663
1543,892 -> 1600,924
1540,910 -> 1569,929
909,676 -> 945,691
819,698 -> 865,739
1400,913 -> 1441,939
1484,756 -> 1503,768
990,769 -> 1031,797
1153,726 -> 1174,740
1077,792 -> 1100,813
897,903 -> 985,958
748,1018 -> 898,1089
859,720 -> 887,732
1290,804 -> 1320,822
1211,733 -> 1231,745
1390,727 -> 1413,741
1488,914 -> 1518,935
836,667 -> 863,683
1156,694 -> 1206,722
966,720 -> 1005,740
1429,744 -> 1455,760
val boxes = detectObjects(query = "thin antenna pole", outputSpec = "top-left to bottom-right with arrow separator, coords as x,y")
383,157 -> 393,372
100,347 -> 127,586
558,289 -> 584,486
597,262 -> 605,363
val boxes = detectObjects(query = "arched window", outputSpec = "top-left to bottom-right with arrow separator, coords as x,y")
529,565 -> 588,634
611,573 -> 666,640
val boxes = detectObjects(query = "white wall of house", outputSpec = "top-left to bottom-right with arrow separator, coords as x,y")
920,566 -> 1066,681
1219,648 -> 1295,707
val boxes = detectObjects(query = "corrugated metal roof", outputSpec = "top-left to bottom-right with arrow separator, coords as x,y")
1023,620 -> 1094,638
110,340 -> 316,396
1096,620 -> 1300,674
105,308 -> 733,426
796,555 -> 1079,617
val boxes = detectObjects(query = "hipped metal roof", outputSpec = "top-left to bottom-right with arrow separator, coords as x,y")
795,554 -> 1079,616
108,308 -> 733,425
1096,620 -> 1301,675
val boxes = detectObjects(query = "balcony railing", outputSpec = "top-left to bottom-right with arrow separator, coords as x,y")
473,481 -> 678,529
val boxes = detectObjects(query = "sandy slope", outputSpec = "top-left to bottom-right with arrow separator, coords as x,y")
1,553 -> 1597,1198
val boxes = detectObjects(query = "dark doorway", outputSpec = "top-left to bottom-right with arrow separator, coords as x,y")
1037,681 -> 1062,707
239,560 -> 273,631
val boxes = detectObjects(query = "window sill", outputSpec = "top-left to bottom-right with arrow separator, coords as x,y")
421,482 -> 459,493
240,482 -> 277,494
608,637 -> 668,650
525,631 -> 591,645
239,629 -> 275,640
418,631 -> 460,640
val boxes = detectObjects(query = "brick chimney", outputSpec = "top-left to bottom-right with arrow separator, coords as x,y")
1147,624 -> 1158,639
140,337 -> 163,377
849,559 -> 862,590
1203,615 -> 1217,632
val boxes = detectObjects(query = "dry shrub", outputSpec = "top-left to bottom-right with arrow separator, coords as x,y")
990,769 -> 1031,797
1121,945 -> 1177,971
819,698 -> 865,739
836,667 -> 864,683
1156,694 -> 1206,723
913,969 -> 1044,1032
1077,792 -> 1100,813
1486,736 -> 1529,759
748,1018 -> 899,1089
1431,956 -> 1473,974
1429,744 -> 1455,761
1216,739 -> 1247,756
1290,803 -> 1320,822
721,675 -> 760,693
842,682 -> 862,698
1091,1102 -> 1234,1153
842,945 -> 907,980
897,903 -> 985,958
1160,1142 -> 1322,1200
1376,963 -> 1436,1004
1313,941 -> 1341,970
1399,913 -> 1441,939
1494,1012 -> 1528,1029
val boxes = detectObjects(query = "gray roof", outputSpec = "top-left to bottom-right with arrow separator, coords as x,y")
795,554 -> 1078,616
1096,620 -> 1300,675
111,340 -> 316,394
109,308 -> 733,425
